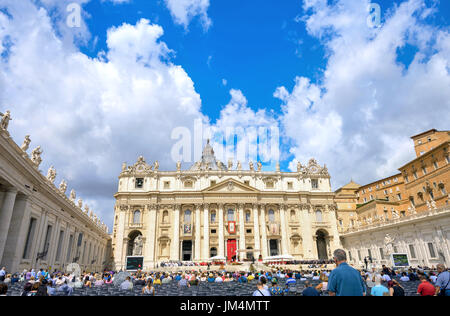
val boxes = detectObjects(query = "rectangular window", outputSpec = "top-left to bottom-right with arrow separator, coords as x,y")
66,235 -> 74,262
211,229 -> 217,234
348,251 -> 353,261
55,230 -> 64,262
413,171 -> 418,179
135,178 -> 144,188
22,218 -> 37,259
246,229 -> 252,234
428,243 -> 436,258
397,194 -> 402,200
433,161 -> 438,170
409,245 -> 416,259
422,167 -> 427,175
42,225 -> 53,260
357,250 -> 361,261
311,179 -> 318,189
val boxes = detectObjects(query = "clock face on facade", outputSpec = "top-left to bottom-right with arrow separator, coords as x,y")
136,165 -> 145,172
310,166 -> 318,173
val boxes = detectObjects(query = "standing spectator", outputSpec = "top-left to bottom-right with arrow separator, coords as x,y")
0,267 -> 6,282
370,276 -> 389,296
303,281 -> 320,296
120,276 -> 133,290
417,276 -> 435,296
435,264 -> 450,296
328,249 -> 366,296
0,283 -> 7,296
388,280 -> 405,297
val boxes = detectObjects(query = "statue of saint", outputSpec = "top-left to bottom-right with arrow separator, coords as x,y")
70,189 -> 76,202
249,161 -> 254,171
237,161 -> 242,171
176,161 -> 181,172
78,198 -> 83,209
297,162 -> 303,173
133,235 -> 143,256
431,200 -> 437,210
0,110 -> 12,130
21,135 -> 31,152
59,179 -> 67,194
384,234 -> 395,256
257,161 -> 262,172
47,166 -> 57,183
426,201 -> 432,211
31,146 -> 43,167
122,162 -> 127,172
84,205 -> 89,214
154,161 -> 159,171
228,159 -> 233,170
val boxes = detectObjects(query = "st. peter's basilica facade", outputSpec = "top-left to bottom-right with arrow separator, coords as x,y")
112,141 -> 340,270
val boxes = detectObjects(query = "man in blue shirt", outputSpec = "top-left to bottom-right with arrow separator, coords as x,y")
435,264 -> 450,296
302,281 -> 320,296
285,273 -> 296,285
328,249 -> 366,296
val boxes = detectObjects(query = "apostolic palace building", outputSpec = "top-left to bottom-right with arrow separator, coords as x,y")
112,141 -> 340,270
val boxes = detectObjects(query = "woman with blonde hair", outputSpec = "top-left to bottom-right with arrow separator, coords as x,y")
315,273 -> 328,293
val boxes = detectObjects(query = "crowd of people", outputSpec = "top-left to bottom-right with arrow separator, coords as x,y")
0,250 -> 448,296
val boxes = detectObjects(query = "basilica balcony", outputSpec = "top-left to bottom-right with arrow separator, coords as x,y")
129,223 -> 143,229
312,222 -> 331,229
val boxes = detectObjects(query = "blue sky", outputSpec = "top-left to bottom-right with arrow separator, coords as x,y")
1,0 -> 449,227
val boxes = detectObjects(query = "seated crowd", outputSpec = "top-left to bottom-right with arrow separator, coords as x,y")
0,250 -> 448,297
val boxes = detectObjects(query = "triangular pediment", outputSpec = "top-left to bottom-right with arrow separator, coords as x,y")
202,179 -> 259,193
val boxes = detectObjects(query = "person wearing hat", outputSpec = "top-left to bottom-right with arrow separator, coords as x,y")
207,273 -> 215,283
269,278 -> 284,296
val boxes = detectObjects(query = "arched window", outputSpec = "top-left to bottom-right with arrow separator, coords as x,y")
210,211 -> 216,223
162,210 -> 169,223
184,210 -> 192,223
268,209 -> 275,222
133,210 -> 141,224
227,209 -> 235,221
245,211 -> 251,223
315,210 -> 323,222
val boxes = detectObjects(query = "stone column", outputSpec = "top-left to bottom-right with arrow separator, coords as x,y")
202,204 -> 210,260
300,204 -> 314,260
0,188 -> 18,261
280,204 -> 289,255
195,204 -> 201,261
326,204 -> 341,250
238,204 -> 245,261
32,211 -> 49,269
170,204 -> 180,260
260,204 -> 268,259
144,204 -> 157,269
114,206 -> 126,270
0,195 -> 31,271
253,204 -> 261,260
218,204 -> 225,257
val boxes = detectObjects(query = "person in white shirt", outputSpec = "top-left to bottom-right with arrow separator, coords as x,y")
400,272 -> 410,282
215,275 -> 223,283
381,272 -> 391,282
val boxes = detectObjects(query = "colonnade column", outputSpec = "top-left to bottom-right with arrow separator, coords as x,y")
202,204 -> 210,260
238,204 -> 246,261
145,204 -> 157,269
170,204 -> 180,260
0,188 -> 18,261
326,204 -> 342,251
260,204 -> 268,259
114,206 -> 126,270
218,204 -> 225,257
195,204 -> 201,261
253,204 -> 261,260
280,204 -> 289,255
300,204 -> 314,260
